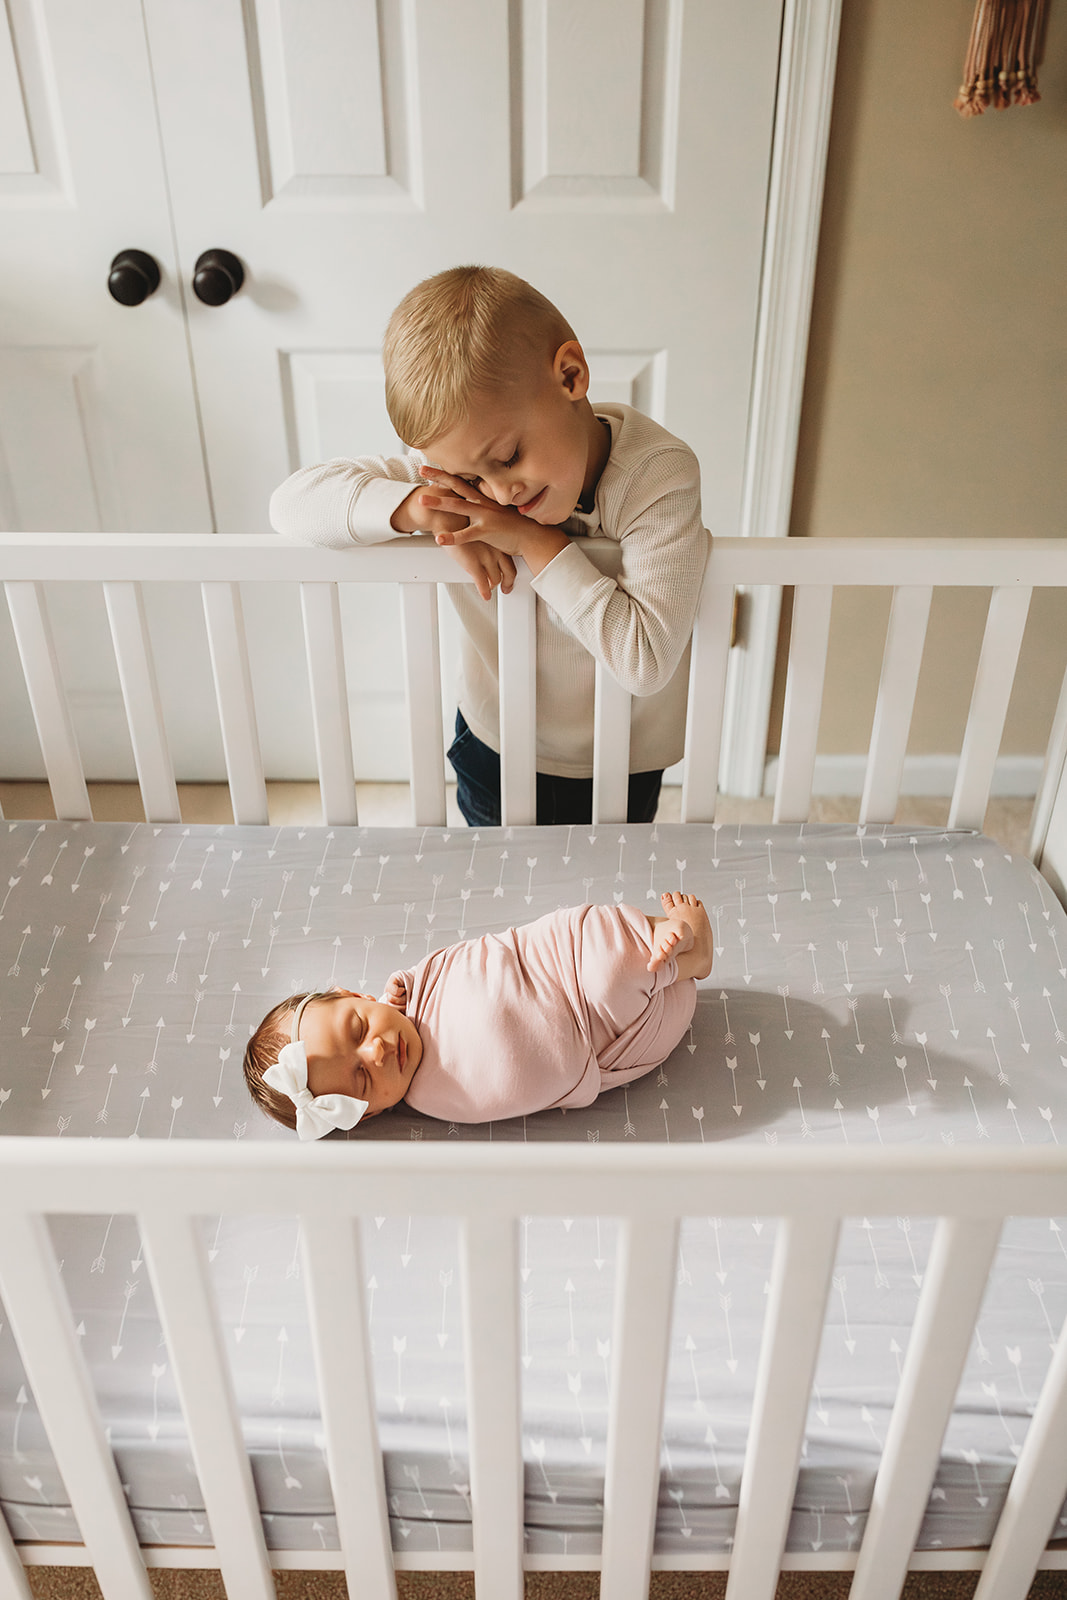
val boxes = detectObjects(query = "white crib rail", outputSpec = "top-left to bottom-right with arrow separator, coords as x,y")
3,535 -> 1067,837
299,583 -> 359,828
0,1140 -> 1064,1600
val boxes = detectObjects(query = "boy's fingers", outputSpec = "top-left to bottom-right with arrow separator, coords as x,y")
424,493 -> 473,516
421,467 -> 488,502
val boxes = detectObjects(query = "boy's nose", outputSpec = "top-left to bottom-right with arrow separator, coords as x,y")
487,477 -> 518,506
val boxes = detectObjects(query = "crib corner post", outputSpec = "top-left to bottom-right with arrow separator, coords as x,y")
1034,780 -> 1067,911
1030,656 -> 1067,908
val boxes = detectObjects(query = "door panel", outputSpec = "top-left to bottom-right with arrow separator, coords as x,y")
1,0 -> 783,784
0,0 -> 214,781
519,0 -> 675,206
142,0 -> 782,780
0,0 -> 209,534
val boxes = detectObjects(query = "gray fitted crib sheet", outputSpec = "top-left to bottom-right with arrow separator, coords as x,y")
0,818 -> 1065,1556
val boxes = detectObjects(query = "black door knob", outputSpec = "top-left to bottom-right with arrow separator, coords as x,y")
108,250 -> 161,306
193,249 -> 245,306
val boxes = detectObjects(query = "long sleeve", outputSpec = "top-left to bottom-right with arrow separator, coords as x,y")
531,449 -> 709,697
269,453 -> 428,550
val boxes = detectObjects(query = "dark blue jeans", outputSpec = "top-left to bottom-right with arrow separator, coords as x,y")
447,712 -> 663,827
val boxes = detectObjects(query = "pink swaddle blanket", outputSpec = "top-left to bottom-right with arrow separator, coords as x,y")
388,904 -> 696,1123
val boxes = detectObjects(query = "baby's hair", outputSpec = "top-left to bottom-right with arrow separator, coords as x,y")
244,990 -> 331,1132
383,265 -> 576,449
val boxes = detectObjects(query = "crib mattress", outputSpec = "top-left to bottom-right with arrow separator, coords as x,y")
0,817 -> 1065,1556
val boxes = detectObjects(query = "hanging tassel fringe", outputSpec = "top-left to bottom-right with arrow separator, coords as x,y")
954,0 -> 1048,117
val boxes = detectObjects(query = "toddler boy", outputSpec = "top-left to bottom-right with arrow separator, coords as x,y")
270,266 -> 710,825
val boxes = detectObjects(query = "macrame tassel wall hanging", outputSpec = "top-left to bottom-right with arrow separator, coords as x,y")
954,0 -> 1048,116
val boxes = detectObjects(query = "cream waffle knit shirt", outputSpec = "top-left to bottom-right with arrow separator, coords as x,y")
269,404 -> 710,778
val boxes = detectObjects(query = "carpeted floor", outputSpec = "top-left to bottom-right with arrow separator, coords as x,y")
21,1567 -> 1067,1599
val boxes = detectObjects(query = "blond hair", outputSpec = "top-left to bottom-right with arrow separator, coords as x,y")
383,265 -> 575,448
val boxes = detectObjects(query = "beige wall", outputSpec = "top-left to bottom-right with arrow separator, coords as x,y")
783,0 -> 1067,763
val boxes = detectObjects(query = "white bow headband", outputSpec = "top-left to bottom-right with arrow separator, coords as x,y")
262,992 -> 369,1141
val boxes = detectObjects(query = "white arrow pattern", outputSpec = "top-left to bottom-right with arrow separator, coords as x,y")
0,818 -> 1064,1556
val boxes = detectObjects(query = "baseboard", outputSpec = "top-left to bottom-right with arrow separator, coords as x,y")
759,754 -> 1043,801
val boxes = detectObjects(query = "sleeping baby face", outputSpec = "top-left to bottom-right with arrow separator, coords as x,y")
283,989 -> 423,1117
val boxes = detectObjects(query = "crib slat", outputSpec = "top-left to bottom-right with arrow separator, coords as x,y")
400,584 -> 446,827
138,1210 -> 275,1600
5,581 -> 91,821
774,583 -> 833,823
849,1217 -> 1002,1600
949,586 -> 1032,832
1028,654 -> 1067,864
680,581 -> 735,822
972,1303 -> 1067,1600
461,1214 -> 523,1600
103,581 -> 181,823
0,1507 -> 32,1598
301,1217 -> 396,1599
600,1216 -> 680,1598
725,1217 -> 840,1600
860,585 -> 933,824
498,584 -> 537,826
0,1212 -> 153,1599
200,582 -> 269,825
593,663 -> 632,824
300,583 -> 358,826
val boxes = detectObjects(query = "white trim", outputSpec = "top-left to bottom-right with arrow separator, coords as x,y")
760,753 -> 1044,801
721,0 -> 844,797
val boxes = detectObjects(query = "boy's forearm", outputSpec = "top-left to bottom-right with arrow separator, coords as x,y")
271,456 -> 424,547
390,492 -> 420,534
512,523 -> 571,577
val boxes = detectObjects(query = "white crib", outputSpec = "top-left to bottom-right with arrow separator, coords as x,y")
1,532 -> 1066,1600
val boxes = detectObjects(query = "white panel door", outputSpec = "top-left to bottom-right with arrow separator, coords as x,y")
0,0 -> 208,533
143,0 -> 784,782
0,0 -> 213,779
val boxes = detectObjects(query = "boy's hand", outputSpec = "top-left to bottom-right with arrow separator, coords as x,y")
390,483 -> 515,598
445,539 -> 517,601
416,468 -> 528,552
390,486 -> 470,538
417,468 -> 569,576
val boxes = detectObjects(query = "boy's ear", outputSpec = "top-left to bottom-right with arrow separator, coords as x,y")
553,340 -> 590,401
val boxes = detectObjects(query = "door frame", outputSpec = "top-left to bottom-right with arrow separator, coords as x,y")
721,0 -> 843,797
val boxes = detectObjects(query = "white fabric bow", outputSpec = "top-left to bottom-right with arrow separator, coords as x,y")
263,1041 -> 368,1141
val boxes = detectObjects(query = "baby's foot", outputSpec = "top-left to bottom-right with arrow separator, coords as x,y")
648,891 -> 714,979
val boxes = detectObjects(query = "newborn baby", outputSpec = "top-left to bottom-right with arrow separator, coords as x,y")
244,892 -> 712,1138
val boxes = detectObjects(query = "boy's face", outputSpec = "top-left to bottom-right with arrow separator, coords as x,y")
426,341 -> 601,527
282,990 -> 422,1118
